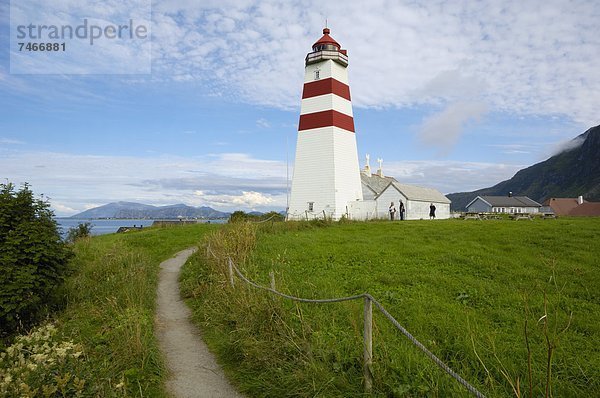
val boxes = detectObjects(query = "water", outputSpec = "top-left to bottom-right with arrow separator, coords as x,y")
56,219 -> 155,237
56,218 -> 226,238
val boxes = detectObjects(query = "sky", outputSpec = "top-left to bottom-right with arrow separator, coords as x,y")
1,0 -> 598,216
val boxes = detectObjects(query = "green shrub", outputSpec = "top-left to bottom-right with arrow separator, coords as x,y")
65,222 -> 93,243
0,323 -> 87,397
0,183 -> 72,336
229,210 -> 285,223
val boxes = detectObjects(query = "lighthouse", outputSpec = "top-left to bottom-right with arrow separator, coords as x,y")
287,28 -> 363,220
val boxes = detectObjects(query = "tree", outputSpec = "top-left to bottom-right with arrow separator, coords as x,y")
229,210 -> 251,223
0,182 -> 73,335
66,222 -> 93,243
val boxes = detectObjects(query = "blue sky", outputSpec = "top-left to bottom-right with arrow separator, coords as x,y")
1,0 -> 598,216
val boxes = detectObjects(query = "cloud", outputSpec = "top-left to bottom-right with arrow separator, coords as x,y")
486,144 -> 536,155
546,135 -> 586,157
256,118 -> 270,128
2,1 -> 598,126
0,147 -> 526,215
0,150 -> 287,215
193,190 -> 274,209
0,138 -> 25,145
145,0 -> 600,125
384,159 -> 523,194
418,101 -> 488,154
8,0 -> 151,74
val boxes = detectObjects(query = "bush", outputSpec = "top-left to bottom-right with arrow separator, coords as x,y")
65,222 -> 93,243
0,183 -> 73,336
0,323 -> 86,397
229,210 -> 285,223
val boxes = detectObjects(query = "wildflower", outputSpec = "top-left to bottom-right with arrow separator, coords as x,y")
32,353 -> 47,362
73,377 -> 85,391
56,347 -> 68,358
42,384 -> 58,396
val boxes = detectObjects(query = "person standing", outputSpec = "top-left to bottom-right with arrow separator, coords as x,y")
389,201 -> 397,221
399,200 -> 405,221
429,203 -> 436,220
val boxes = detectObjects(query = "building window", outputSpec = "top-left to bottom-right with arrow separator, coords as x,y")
314,70 -> 320,80
308,202 -> 314,211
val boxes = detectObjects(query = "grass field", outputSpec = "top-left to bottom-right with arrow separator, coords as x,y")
181,218 -> 600,397
1,223 -> 217,397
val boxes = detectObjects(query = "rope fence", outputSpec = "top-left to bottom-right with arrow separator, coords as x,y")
207,246 -> 485,397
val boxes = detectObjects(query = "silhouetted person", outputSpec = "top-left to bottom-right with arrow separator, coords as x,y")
429,203 -> 436,220
399,200 -> 405,220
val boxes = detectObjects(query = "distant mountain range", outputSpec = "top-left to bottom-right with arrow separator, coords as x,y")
71,202 -> 231,219
447,125 -> 600,211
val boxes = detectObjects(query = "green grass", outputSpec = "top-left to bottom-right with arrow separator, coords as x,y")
32,223 -> 218,397
181,218 -> 600,397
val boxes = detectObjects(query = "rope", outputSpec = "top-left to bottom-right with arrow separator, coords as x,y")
367,294 -> 486,398
205,247 -> 485,397
252,214 -> 281,223
230,258 -> 366,304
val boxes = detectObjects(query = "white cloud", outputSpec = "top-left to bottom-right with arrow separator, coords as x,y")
418,101 -> 488,154
0,138 -> 25,145
1,147 -> 526,215
256,118 -> 270,128
9,0 -> 151,74
546,135 -> 587,157
3,1 -> 598,126
143,0 -> 600,126
194,190 -> 274,210
0,150 -> 287,215
384,159 -> 523,194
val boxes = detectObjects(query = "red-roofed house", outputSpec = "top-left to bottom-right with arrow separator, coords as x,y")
568,202 -> 600,216
543,197 -> 585,215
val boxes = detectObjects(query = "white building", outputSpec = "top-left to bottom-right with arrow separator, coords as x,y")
287,28 -> 363,221
345,158 -> 451,220
466,195 -> 542,214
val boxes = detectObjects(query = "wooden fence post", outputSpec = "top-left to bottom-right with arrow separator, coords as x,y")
269,271 -> 276,290
364,296 -> 373,393
227,258 -> 235,288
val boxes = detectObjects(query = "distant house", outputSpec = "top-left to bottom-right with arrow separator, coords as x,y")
348,166 -> 451,220
566,202 -> 600,217
542,197 -> 585,215
540,196 -> 600,216
466,195 -> 542,214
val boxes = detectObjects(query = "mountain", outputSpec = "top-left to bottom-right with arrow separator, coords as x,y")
447,125 -> 600,211
72,201 -> 230,219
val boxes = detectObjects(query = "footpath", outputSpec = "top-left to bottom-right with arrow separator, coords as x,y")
156,248 -> 243,398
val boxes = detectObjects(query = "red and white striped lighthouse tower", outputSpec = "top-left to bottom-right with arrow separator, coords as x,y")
287,28 -> 363,220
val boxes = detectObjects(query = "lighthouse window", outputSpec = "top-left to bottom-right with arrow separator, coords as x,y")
308,202 -> 314,211
314,70 -> 320,80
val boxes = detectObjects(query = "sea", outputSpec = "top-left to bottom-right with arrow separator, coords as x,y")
55,218 -> 226,238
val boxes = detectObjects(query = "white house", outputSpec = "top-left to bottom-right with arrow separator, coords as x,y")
466,195 -> 542,214
346,159 -> 451,220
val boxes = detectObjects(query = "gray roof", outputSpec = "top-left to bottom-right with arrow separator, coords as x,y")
477,196 -> 542,207
388,182 -> 451,204
361,173 -> 451,204
360,173 -> 397,194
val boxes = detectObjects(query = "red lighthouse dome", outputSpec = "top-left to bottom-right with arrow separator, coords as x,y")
312,28 -> 341,51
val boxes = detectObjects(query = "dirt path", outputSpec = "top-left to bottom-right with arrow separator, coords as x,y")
156,248 -> 243,398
